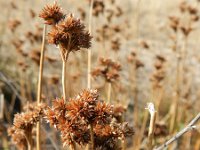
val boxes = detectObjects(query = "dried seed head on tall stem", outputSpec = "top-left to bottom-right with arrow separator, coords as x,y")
39,2 -> 65,25
48,14 -> 92,61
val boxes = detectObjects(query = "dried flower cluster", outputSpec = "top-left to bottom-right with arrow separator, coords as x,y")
169,1 -> 199,38
150,55 -> 166,89
45,89 -> 133,149
92,0 -> 105,17
8,102 -> 47,149
127,50 -> 144,69
8,19 -> 21,32
39,2 -> 92,61
92,58 -> 121,83
39,2 -> 65,25
48,14 -> 92,60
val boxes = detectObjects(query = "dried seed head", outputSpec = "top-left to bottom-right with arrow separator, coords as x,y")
8,127 -> 27,149
45,89 -> 133,148
140,40 -> 149,49
8,19 -> 21,32
180,26 -> 193,37
93,0 -> 105,17
169,16 -> 180,32
8,102 -> 46,149
111,38 -> 120,51
92,58 -> 121,83
39,2 -> 65,25
48,14 -> 92,60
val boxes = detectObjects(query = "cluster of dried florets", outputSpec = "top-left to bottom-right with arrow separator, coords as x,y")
8,102 -> 47,149
92,58 -> 121,83
8,19 -> 21,32
127,50 -> 144,69
113,105 -> 126,122
45,89 -> 133,149
169,1 -> 199,38
39,2 -> 92,61
39,2 -> 65,25
92,0 -> 105,17
150,55 -> 166,89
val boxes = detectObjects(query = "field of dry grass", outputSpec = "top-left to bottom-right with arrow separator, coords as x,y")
0,0 -> 200,150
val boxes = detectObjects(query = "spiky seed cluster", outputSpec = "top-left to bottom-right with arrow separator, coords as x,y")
127,50 -> 144,69
169,16 -> 180,32
169,2 -> 199,37
113,105 -> 126,122
150,55 -> 166,89
8,103 -> 47,148
8,127 -> 27,150
8,19 -> 21,32
45,89 -> 133,148
92,58 -> 121,83
93,0 -> 105,17
39,2 -> 92,61
48,14 -> 92,60
39,2 -> 65,25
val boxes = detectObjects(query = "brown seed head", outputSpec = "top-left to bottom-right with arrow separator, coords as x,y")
92,58 -> 121,83
39,2 -> 65,25
48,14 -> 92,60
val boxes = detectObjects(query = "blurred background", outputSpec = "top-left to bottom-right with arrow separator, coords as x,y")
0,0 -> 200,149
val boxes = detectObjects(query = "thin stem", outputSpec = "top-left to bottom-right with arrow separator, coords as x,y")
170,54 -> 181,133
148,111 -> 157,150
25,127 -> 33,150
87,0 -> 94,89
107,82 -> 112,103
90,124 -> 94,150
155,113 -> 200,150
122,140 -> 126,150
62,60 -> 67,100
135,111 -> 148,149
36,24 -> 46,150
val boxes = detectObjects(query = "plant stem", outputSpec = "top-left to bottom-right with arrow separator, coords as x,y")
107,82 -> 112,103
87,0 -> 94,89
25,127 -> 33,150
62,60 -> 67,100
36,24 -> 46,150
90,124 -> 94,150
148,111 -> 156,150
135,111 -> 148,149
170,54 -> 181,133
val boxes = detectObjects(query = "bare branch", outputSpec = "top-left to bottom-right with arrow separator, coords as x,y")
154,113 -> 200,150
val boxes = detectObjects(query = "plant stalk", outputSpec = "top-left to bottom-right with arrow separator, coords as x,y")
36,24 -> 46,150
107,82 -> 112,103
62,60 -> 67,100
90,124 -> 94,150
87,0 -> 94,89
148,111 -> 156,150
